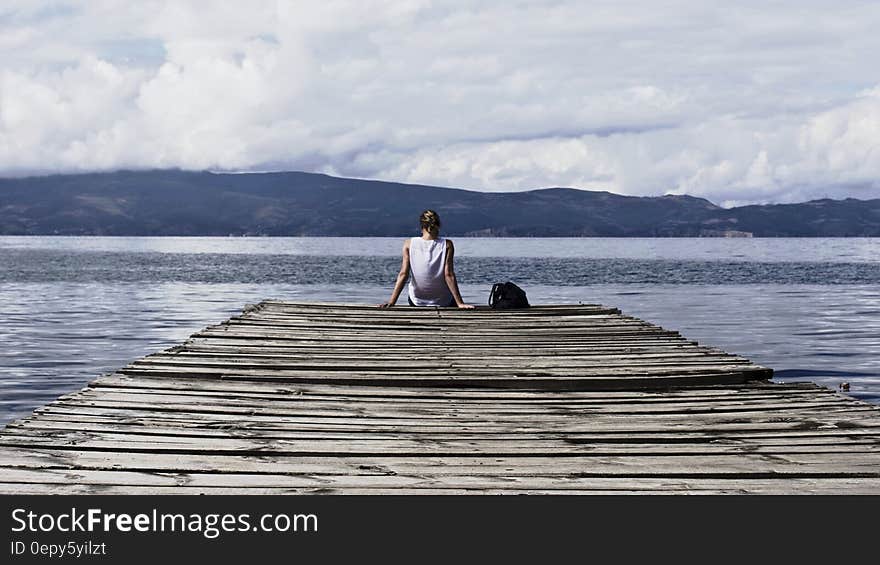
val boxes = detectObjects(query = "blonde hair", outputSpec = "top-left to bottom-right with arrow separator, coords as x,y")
420,209 -> 441,234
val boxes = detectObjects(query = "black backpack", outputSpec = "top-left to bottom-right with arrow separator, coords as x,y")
489,282 -> 530,309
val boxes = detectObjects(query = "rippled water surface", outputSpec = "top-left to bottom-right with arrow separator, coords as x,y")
1,236 -> 878,424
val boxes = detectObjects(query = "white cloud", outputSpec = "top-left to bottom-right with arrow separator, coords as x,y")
0,0 -> 879,204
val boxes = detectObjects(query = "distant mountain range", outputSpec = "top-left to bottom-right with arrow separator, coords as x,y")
1,169 -> 878,236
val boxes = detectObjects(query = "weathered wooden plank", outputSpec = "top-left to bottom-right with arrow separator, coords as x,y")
152,349 -> 746,363
201,320 -> 679,331
133,355 -> 754,372
256,303 -> 610,311
16,410 -> 880,441
14,412 -> 880,439
5,482 -> 879,495
224,320 -> 661,332
114,372 -> 773,391
6,429 -> 880,464
118,363 -> 770,378
174,345 -> 723,359
184,335 -> 703,347
196,328 -> 682,340
83,384 -> 833,404
3,467 -> 880,495
37,395 -> 875,424
31,403 -> 880,434
4,448 -> 880,477
89,374 -> 827,399
53,383 -> 833,405
51,390 -> 873,417
7,423 -> 880,457
70,386 -> 850,409
233,310 -> 646,321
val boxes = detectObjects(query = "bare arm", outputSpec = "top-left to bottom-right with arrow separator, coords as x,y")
444,240 -> 474,309
378,240 -> 411,307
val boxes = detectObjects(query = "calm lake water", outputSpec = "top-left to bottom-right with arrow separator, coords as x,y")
1,236 -> 878,425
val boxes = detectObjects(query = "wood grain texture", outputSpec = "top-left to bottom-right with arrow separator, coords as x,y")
1,301 -> 877,494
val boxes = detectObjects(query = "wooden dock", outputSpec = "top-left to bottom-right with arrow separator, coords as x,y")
1,301 -> 878,494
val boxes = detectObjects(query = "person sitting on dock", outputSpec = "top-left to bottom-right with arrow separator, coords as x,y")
379,209 -> 474,309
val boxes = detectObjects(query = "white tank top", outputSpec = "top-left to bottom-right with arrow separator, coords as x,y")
407,237 -> 454,307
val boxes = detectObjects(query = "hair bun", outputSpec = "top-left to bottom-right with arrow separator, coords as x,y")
420,209 -> 441,232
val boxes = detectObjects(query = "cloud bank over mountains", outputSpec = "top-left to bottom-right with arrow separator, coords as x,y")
1,0 -> 879,205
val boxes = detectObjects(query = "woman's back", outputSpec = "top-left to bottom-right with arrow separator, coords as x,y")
408,236 -> 454,306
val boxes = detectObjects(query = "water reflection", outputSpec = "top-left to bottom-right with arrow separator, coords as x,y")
2,236 -> 879,262
3,251 -> 880,285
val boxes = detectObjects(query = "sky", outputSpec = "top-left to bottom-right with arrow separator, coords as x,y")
1,1 -> 880,206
